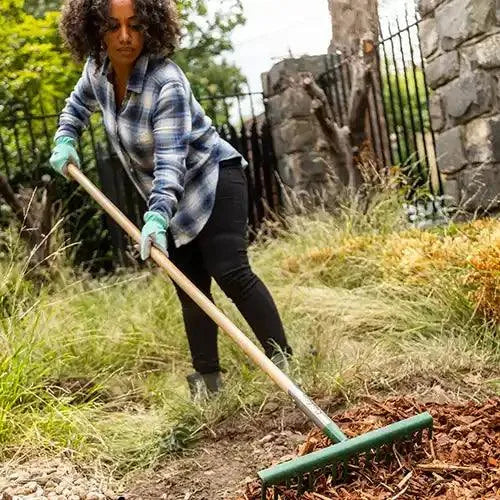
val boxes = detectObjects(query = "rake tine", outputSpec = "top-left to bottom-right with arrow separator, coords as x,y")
395,438 -> 404,453
416,430 -> 423,444
384,444 -> 393,465
330,463 -> 337,482
324,466 -> 332,485
297,474 -> 304,495
337,461 -> 343,480
404,436 -> 412,455
341,460 -> 348,479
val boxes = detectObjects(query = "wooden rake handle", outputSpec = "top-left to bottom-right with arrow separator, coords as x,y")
66,163 -> 346,442
65,163 -> 289,386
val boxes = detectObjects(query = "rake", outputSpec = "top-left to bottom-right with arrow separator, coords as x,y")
65,163 -> 433,498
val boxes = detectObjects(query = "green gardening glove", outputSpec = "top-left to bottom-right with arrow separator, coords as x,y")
140,211 -> 168,260
49,136 -> 81,179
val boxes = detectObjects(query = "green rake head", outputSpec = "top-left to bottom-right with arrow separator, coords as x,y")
258,412 -> 433,499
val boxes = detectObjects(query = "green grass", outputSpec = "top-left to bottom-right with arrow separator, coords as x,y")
0,191 -> 498,480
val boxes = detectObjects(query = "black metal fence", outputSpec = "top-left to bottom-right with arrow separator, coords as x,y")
317,9 -> 443,199
0,94 -> 134,271
0,87 -> 281,271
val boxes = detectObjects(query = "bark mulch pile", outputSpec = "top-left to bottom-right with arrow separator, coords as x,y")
240,397 -> 499,499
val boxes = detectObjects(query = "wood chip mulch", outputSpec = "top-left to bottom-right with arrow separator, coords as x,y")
240,396 -> 499,499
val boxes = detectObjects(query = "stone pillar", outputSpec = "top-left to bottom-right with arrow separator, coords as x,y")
261,56 -> 342,205
418,0 -> 500,212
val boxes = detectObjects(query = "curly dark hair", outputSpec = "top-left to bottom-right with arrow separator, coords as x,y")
58,0 -> 182,71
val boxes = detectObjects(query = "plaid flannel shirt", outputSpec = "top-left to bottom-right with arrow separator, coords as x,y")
54,52 -> 248,247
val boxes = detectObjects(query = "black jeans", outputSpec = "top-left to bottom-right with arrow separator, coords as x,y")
167,158 -> 292,374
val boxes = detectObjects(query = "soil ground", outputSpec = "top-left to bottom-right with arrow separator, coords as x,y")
1,394 -> 498,500
125,395 -> 499,500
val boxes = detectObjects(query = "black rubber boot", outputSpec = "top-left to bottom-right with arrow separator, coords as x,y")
186,371 -> 223,401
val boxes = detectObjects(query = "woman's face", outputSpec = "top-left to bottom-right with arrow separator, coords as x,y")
102,0 -> 145,69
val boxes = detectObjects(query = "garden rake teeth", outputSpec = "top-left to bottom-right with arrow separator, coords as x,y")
65,163 -> 434,500
258,412 -> 433,499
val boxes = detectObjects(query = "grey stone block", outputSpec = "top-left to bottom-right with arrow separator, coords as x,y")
420,17 -> 439,59
280,87 -> 313,121
299,56 -> 332,77
464,118 -> 491,163
263,56 -> 328,97
460,162 -> 500,210
490,116 -> 500,160
267,89 -> 314,126
274,119 -> 317,157
277,151 -> 334,189
261,72 -> 270,98
464,116 -> 500,163
429,92 -> 445,131
435,126 -> 467,174
497,0 -> 500,24
436,0 -> 494,51
441,174 -> 460,202
426,51 -> 460,89
277,155 -> 297,187
497,74 -> 500,109
266,94 -> 283,125
460,47 -> 478,74
462,33 -> 500,70
442,71 -> 494,124
418,0 -> 446,17
264,60 -> 293,97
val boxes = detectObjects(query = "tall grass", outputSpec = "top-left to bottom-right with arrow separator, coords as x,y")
0,190 -> 498,480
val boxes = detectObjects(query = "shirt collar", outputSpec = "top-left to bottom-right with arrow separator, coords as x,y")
100,51 -> 150,93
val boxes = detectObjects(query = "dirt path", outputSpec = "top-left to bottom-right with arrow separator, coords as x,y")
124,396 -> 499,500
125,398 -> 321,500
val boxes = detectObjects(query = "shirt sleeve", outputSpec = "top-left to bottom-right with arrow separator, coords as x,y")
148,80 -> 192,221
54,58 -> 99,143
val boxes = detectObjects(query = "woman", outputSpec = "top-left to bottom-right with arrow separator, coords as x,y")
50,0 -> 292,397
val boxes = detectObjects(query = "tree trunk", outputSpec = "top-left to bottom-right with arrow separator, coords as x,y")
328,0 -> 379,56
302,39 -> 376,193
328,0 -> 391,167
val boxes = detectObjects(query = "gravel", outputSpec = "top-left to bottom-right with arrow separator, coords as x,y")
0,459 -> 121,500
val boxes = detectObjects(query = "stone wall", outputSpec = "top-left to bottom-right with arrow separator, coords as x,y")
261,56 -> 341,205
418,0 -> 500,212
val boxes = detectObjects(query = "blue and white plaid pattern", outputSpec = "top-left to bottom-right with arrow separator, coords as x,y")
54,52 -> 248,247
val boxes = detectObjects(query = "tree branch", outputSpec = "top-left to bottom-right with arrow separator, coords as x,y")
302,73 -> 360,191
348,38 -> 376,147
302,74 -> 344,155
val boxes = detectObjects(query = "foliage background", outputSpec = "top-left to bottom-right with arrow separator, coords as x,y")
0,0 -> 247,118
